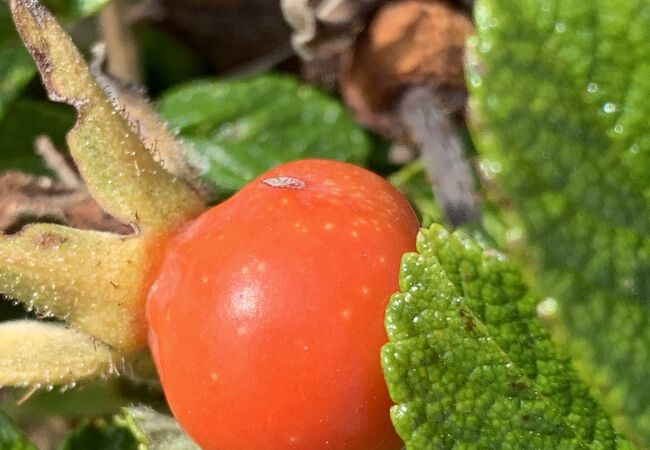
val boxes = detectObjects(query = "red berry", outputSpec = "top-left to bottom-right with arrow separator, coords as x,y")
147,159 -> 418,450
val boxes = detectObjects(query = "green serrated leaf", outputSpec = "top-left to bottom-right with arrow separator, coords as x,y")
157,74 -> 371,194
0,410 -> 36,450
0,5 -> 35,122
468,0 -> 650,444
116,406 -> 199,450
382,224 -> 633,449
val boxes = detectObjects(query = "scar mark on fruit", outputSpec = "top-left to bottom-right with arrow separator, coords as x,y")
34,232 -> 68,249
262,176 -> 306,190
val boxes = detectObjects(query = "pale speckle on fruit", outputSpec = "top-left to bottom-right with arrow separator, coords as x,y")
324,222 -> 334,231
341,308 -> 352,320
262,176 -> 306,190
231,286 -> 261,319
257,262 -> 266,272
351,231 -> 359,238
361,286 -> 370,296
210,372 -> 219,381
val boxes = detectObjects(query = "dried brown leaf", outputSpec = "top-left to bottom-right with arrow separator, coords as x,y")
0,171 -> 129,234
339,0 -> 473,134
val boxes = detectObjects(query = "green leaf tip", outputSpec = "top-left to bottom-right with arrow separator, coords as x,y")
468,0 -> 650,444
382,224 -> 633,449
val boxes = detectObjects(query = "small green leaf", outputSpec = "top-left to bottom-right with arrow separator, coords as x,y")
60,419 -> 138,450
382,224 -> 632,449
468,0 -> 650,444
60,407 -> 197,450
0,5 -> 36,122
158,74 -> 371,194
116,407 -> 199,450
0,410 -> 36,450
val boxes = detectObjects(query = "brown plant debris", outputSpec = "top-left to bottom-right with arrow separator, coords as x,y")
148,0 -> 293,73
339,0 -> 473,135
0,171 -> 130,234
282,0 -> 381,59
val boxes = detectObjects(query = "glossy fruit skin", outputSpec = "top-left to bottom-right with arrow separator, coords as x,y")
147,159 -> 419,450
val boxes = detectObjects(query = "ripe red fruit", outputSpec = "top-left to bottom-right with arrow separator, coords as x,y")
147,159 -> 419,450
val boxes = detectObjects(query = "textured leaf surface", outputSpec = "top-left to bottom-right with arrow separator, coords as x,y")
0,320 -> 118,387
0,411 -> 36,450
157,75 -> 370,194
468,0 -> 650,444
0,223 -> 153,352
382,224 -> 632,449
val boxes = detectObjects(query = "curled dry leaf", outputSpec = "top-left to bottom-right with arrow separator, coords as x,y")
281,0 -> 380,59
339,0 -> 473,135
0,171 -> 130,234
